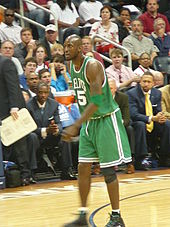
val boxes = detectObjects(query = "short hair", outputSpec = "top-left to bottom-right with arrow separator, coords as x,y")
37,81 -> 49,91
82,36 -> 92,42
139,52 -> 150,59
100,5 -> 113,19
131,19 -> 143,26
120,7 -> 131,16
109,48 -> 123,58
38,68 -> 50,79
142,71 -> 154,78
51,43 -> 64,52
52,54 -> 64,63
153,18 -> 166,29
21,27 -> 32,36
1,40 -> 15,47
24,57 -> 37,67
4,8 -> 14,15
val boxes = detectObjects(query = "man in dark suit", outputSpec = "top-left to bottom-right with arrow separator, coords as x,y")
127,71 -> 170,169
0,55 -> 31,185
26,82 -> 76,180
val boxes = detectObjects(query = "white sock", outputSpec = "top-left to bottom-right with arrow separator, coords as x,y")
112,209 -> 120,214
78,207 -> 89,213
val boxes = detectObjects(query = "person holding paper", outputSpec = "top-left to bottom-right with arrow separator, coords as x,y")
0,55 -> 31,186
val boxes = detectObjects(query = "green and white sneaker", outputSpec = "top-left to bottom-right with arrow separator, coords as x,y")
64,211 -> 89,227
105,213 -> 125,227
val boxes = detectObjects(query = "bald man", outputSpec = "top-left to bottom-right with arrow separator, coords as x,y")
62,35 -> 131,227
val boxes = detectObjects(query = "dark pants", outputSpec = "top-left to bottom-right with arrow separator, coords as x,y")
2,136 -> 31,179
27,133 -> 73,171
132,120 -> 170,160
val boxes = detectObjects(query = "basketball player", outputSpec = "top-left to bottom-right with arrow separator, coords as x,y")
62,35 -> 131,227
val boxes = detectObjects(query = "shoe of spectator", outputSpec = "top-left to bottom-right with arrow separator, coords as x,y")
135,158 -> 151,171
64,211 -> 89,227
105,213 -> 125,227
21,178 -> 30,186
126,164 -> 135,174
61,171 -> 77,180
29,177 -> 37,184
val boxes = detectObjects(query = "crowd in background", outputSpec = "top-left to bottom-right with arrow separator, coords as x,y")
0,0 -> 170,186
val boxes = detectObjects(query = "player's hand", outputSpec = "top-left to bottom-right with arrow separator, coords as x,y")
62,125 -> 79,142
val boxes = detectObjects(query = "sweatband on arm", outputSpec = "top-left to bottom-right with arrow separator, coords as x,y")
90,94 -> 103,106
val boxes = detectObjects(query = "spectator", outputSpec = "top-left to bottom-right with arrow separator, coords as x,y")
0,8 -> 22,45
26,72 -> 40,98
149,18 -> 170,57
115,7 -> 131,43
0,55 -> 31,186
14,27 -> 37,66
106,48 -> 140,90
26,0 -> 51,39
78,0 -> 103,35
127,71 -> 170,169
134,52 -> 164,88
159,84 -> 170,120
49,54 -> 71,91
19,57 -> 37,90
0,40 -> 23,75
35,44 -> 49,74
38,68 -> 56,96
40,24 -> 59,61
50,0 -> 80,43
108,79 -> 135,174
26,82 -> 76,180
51,43 -> 64,58
89,5 -> 119,54
122,19 -> 159,70
82,36 -> 104,65
139,0 -> 170,37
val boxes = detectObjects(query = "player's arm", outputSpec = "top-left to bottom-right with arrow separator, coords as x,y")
74,60 -> 104,128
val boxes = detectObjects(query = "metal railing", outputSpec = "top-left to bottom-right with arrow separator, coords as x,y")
0,0 -> 58,39
91,34 -> 132,68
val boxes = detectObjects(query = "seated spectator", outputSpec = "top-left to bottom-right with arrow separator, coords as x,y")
134,52 -> 164,88
19,57 -> 37,90
89,5 -> 119,54
127,71 -> 170,169
115,7 -> 131,43
159,83 -> 170,120
25,72 -> 40,98
51,43 -> 64,58
0,40 -> 23,75
26,0 -> 51,39
14,27 -> 37,66
82,36 -> 104,65
49,54 -> 71,91
26,82 -> 76,180
0,8 -> 22,45
122,19 -> 159,70
35,44 -> 49,74
139,0 -> 170,37
50,0 -> 81,43
106,48 -> 140,90
40,24 -> 59,61
38,68 -> 56,96
108,79 -> 135,174
78,0 -> 103,35
149,18 -> 170,57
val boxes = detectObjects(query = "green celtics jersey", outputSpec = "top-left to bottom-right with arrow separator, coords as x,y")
70,57 -> 119,118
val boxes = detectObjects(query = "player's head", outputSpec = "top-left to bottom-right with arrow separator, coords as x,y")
64,35 -> 82,61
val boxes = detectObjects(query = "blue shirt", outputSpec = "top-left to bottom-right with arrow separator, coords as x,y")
51,72 -> 71,91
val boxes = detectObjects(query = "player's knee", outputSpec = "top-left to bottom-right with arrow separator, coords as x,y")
101,167 -> 117,184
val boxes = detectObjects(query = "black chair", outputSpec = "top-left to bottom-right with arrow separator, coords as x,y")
153,56 -> 170,84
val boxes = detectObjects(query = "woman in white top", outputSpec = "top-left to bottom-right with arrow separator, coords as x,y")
89,5 -> 119,54
50,0 -> 81,42
35,45 -> 49,74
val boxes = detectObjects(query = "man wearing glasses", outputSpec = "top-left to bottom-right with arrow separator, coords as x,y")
0,8 -> 22,45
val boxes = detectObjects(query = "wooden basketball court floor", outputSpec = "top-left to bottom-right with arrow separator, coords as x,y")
0,168 -> 170,227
